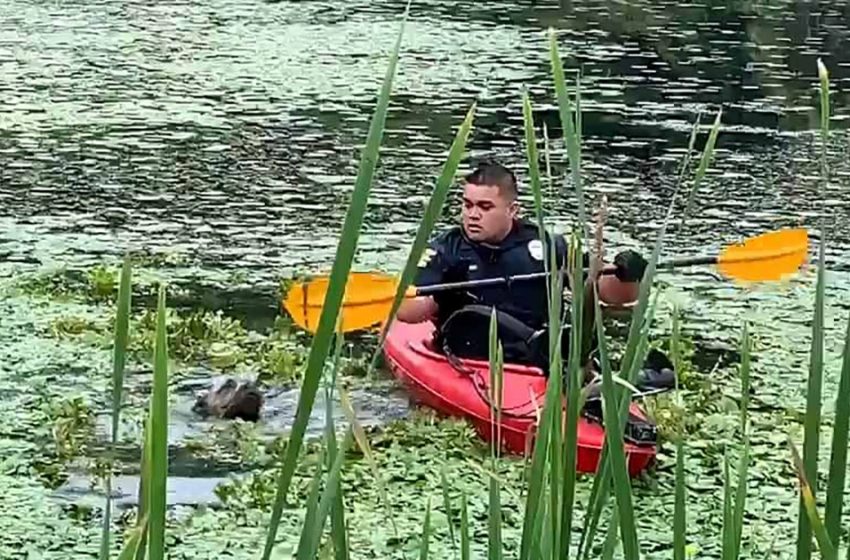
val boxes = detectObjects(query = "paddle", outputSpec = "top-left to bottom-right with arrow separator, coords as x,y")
284,228 -> 809,334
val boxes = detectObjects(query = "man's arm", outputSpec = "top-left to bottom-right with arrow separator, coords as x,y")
397,296 -> 438,323
396,244 -> 446,324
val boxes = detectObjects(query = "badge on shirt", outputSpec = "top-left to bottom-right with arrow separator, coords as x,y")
528,239 -> 544,261
418,247 -> 436,267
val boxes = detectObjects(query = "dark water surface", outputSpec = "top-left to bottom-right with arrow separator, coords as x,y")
1,0 -> 850,558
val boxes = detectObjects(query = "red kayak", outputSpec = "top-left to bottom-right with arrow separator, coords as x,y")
383,320 -> 656,477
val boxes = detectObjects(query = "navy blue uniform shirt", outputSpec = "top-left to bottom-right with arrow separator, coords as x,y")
414,219 -> 571,330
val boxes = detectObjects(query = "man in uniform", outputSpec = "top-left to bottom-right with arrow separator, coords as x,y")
397,161 -> 648,369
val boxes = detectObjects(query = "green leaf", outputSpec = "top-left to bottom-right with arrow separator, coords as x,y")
580,106 -> 720,558
543,122 -> 555,198
680,108 -> 722,228
825,312 -> 850,547
548,28 -> 586,235
732,439 -> 750,559
798,213 -> 826,560
740,323 -> 752,433
327,334 -> 349,560
420,499 -> 432,560
602,509 -> 620,560
791,437 -> 838,560
135,416 -> 151,560
560,230 -> 586,559
460,491 -> 470,560
722,449 -> 734,559
147,284 -> 170,560
116,519 -> 147,560
340,388 -> 396,536
673,437 -> 687,560
488,472 -> 503,560
295,449 -> 326,560
298,432 -> 353,560
522,90 -> 547,244
593,289 -> 640,559
260,5 -> 410,558
441,467 -> 456,551
488,307 -> 504,560
100,257 -> 132,560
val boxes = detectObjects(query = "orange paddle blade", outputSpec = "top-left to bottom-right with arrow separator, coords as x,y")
717,228 -> 809,282
283,272 -> 414,333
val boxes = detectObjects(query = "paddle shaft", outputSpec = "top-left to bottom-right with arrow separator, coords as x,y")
413,254 -> 719,296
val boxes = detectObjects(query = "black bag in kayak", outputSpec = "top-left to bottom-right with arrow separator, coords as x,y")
435,304 -> 552,370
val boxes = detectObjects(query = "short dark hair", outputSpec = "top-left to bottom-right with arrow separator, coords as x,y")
464,161 -> 518,200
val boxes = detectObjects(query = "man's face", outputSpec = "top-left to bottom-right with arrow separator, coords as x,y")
461,182 -> 518,244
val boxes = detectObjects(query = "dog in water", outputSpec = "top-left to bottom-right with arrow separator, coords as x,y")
192,377 -> 263,422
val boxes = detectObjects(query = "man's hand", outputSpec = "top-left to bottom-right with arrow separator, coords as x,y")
432,260 -> 477,312
613,250 -> 648,283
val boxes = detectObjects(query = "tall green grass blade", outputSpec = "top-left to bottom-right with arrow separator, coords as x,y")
295,450 -> 327,560
675,111 -> 703,191
487,308 -> 504,560
814,57 -> 849,556
818,58 -> 830,183
740,323 -> 752,433
117,519 -> 147,560
575,73 -> 583,152
262,5 -> 409,557
135,416 -> 151,560
671,303 -> 682,398
519,327 -> 561,560
339,388 -> 396,536
559,231 -> 585,559
791,438 -> 838,560
543,122 -> 554,198
580,107 -> 719,558
548,27 -> 587,236
593,288 -> 640,559
545,239 -> 565,558
370,101 -> 476,370
679,108 -> 722,229
298,432 -> 353,560
727,323 -> 752,559
731,439 -> 750,559
147,284 -> 170,560
673,436 -> 687,560
488,307 -> 503,460
797,218 -> 826,560
722,450 -> 734,559
602,509 -> 620,560
579,295 -> 657,560
420,499 -> 432,560
327,333 -> 349,560
522,90 -> 547,244
460,491 -> 470,560
441,467 -> 456,551
488,472 -> 503,560
825,313 -> 850,547
100,257 -> 132,560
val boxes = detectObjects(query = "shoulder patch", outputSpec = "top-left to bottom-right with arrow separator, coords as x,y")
418,247 -> 436,267
528,239 -> 544,261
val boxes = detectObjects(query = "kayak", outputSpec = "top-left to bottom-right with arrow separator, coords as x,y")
383,320 -> 657,477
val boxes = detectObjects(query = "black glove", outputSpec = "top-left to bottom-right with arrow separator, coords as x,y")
613,250 -> 648,283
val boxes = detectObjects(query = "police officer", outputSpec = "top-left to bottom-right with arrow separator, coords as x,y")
396,162 -> 648,365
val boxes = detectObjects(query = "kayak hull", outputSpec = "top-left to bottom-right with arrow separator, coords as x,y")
383,320 -> 656,477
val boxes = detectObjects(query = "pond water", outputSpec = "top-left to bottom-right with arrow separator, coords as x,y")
1,0 -> 849,558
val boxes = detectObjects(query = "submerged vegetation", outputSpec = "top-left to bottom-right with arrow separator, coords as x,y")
0,9 -> 848,560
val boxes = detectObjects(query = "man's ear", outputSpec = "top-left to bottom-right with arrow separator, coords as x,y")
508,200 -> 520,218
